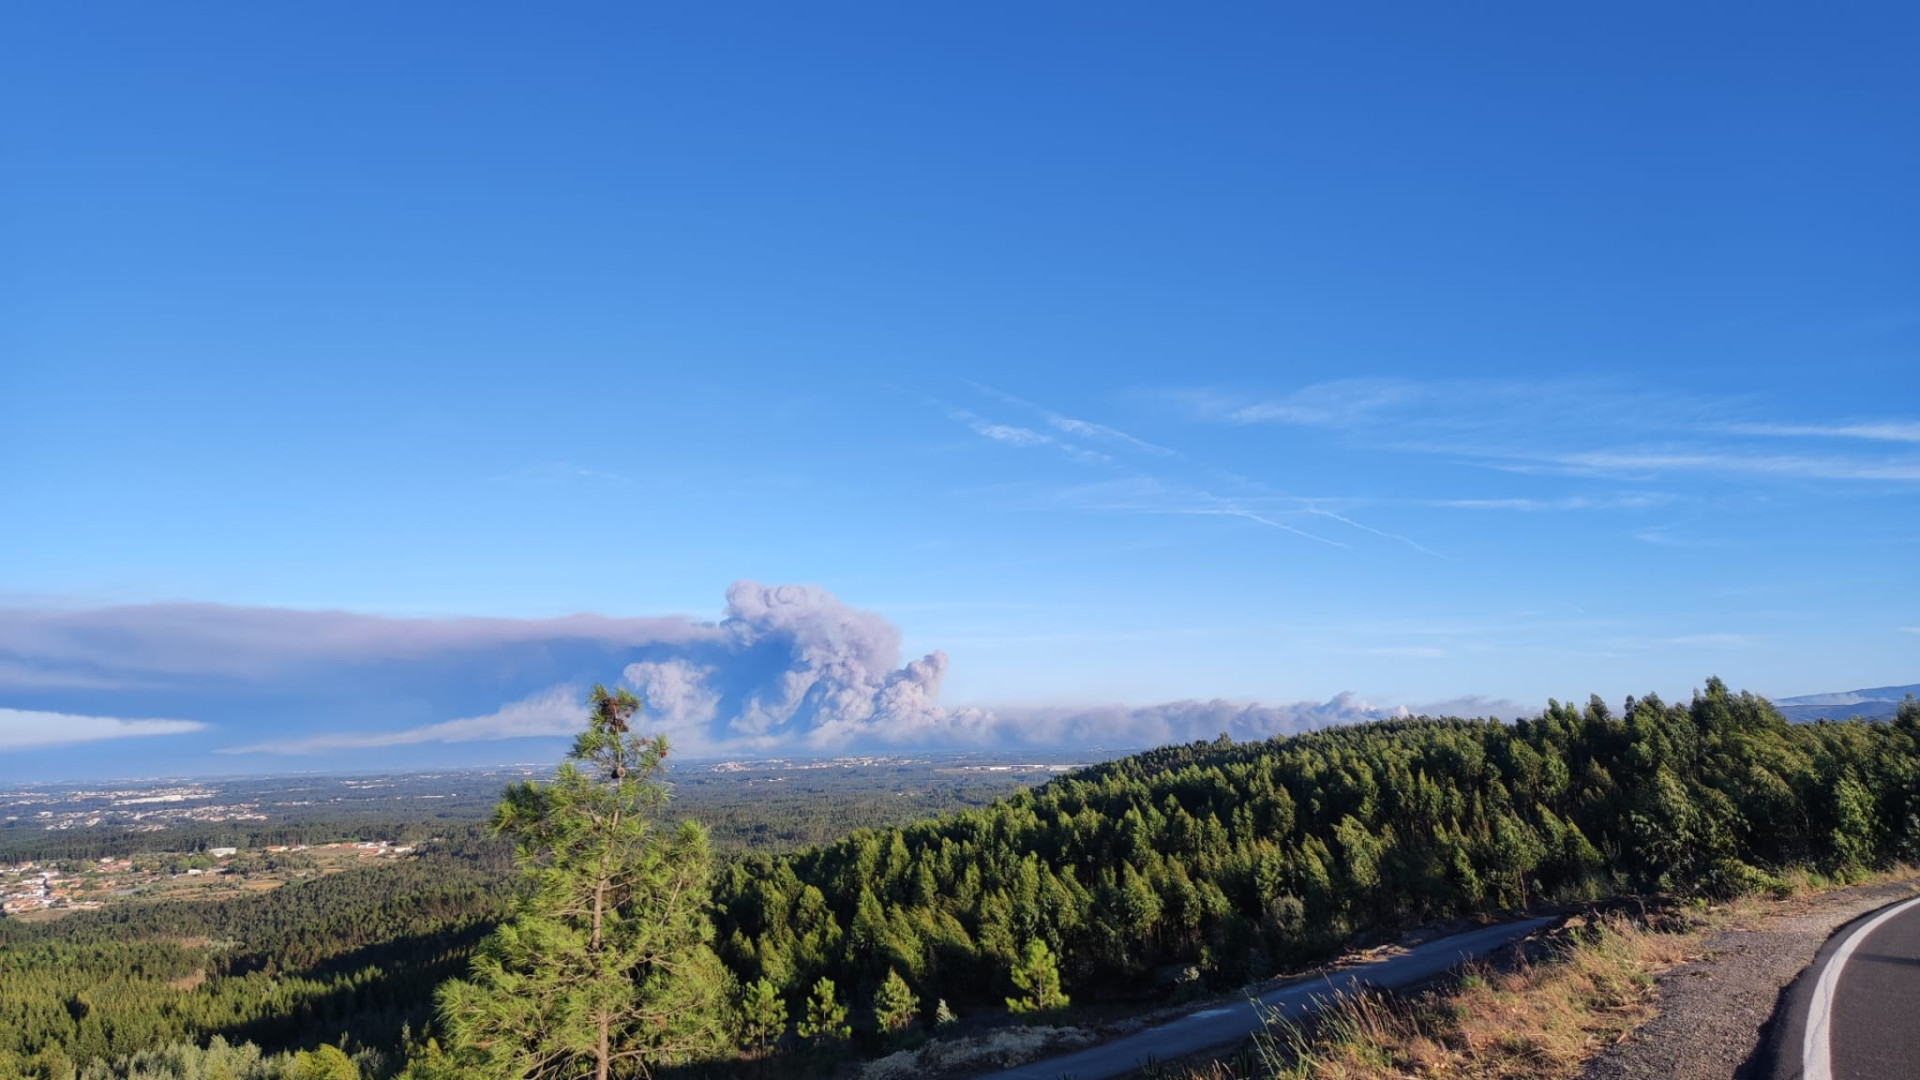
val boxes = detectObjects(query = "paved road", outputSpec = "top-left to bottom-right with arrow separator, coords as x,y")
976,916 -> 1556,1080
1766,892 -> 1920,1080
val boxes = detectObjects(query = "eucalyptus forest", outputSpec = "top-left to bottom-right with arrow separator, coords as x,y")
3,679 -> 1917,1079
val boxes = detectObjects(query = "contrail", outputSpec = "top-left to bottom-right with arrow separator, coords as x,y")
1184,508 -> 1348,548
1306,508 -> 1447,559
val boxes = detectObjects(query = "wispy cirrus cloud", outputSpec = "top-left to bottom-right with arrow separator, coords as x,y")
1161,377 -> 1920,484
1175,508 -> 1348,547
1193,378 -> 1423,428
967,420 -> 1050,447
0,708 -> 204,750
490,463 -> 633,485
1518,449 -> 1920,483
1304,508 -> 1447,558
1045,413 -> 1174,455
1631,526 -> 1732,549
1044,476 -> 1346,547
1420,493 -> 1673,512
965,381 -> 1180,457
1164,377 -> 1726,435
948,407 -> 1111,464
941,386 -> 1446,554
1725,421 -> 1920,444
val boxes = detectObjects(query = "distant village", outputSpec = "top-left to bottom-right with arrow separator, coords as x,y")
0,839 -> 418,918
0,784 -> 269,832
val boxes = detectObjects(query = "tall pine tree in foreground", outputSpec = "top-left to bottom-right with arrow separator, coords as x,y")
438,685 -> 732,1080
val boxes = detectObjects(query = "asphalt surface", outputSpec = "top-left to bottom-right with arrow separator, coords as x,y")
1763,892 -> 1920,1080
975,916 -> 1555,1080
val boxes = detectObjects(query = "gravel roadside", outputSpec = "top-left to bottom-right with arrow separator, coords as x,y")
1579,876 -> 1920,1080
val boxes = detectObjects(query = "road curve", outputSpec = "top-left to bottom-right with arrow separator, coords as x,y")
974,916 -> 1556,1080
1764,891 -> 1920,1080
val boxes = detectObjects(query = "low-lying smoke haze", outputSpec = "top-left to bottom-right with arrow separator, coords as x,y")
0,582 -> 1474,779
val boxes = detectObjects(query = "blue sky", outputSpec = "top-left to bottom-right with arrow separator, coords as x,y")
3,4 -> 1917,779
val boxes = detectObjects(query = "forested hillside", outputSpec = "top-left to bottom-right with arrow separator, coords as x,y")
0,834 -> 513,1079
714,681 -> 1920,1026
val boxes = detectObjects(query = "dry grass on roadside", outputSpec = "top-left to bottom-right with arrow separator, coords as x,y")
1700,863 -> 1917,932
1167,915 -> 1691,1080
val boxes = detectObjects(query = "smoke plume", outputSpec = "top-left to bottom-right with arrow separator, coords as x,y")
1,583 -> 1410,759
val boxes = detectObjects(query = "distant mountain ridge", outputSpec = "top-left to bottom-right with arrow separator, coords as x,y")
1772,683 -> 1920,723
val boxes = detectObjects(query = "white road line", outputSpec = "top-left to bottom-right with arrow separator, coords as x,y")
1802,892 -> 1920,1080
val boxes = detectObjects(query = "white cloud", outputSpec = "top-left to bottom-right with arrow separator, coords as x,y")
1169,377 -> 1714,435
1042,413 -> 1174,457
1305,508 -> 1447,558
1727,421 -> 1920,444
1631,527 -> 1731,549
1164,378 -> 1920,484
1541,450 -> 1920,482
970,421 -> 1050,446
963,381 -> 1180,457
1177,507 -> 1348,547
1422,493 -> 1671,512
1046,476 -> 1348,547
948,406 -> 1112,464
1161,378 -> 1428,429
0,708 -> 204,750
1222,379 -> 1421,427
221,686 -> 583,755
944,390 -> 1455,555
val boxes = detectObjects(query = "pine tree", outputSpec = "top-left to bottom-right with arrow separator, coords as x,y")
739,978 -> 786,1053
872,968 -> 918,1034
796,977 -> 849,1043
438,685 -> 730,1080
1006,939 -> 1068,1014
